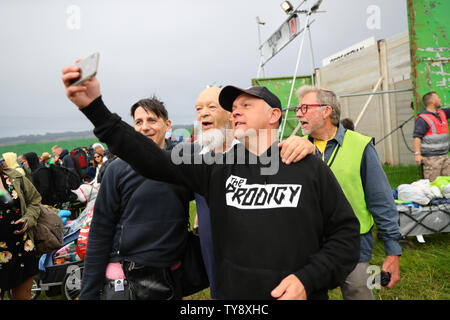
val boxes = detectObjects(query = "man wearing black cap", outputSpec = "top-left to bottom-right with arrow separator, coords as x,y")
62,66 -> 360,300
220,86 -> 282,152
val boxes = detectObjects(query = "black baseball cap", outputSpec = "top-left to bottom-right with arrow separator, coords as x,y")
219,85 -> 282,112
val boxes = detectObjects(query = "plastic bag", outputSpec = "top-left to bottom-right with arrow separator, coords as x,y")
430,176 -> 450,198
397,179 -> 445,205
442,184 -> 450,198
411,179 -> 436,199
71,183 -> 98,203
430,186 -> 443,199
397,183 -> 431,205
75,206 -> 94,261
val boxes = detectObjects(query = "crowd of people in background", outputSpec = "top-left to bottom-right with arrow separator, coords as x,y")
0,143 -> 116,206
0,142 -> 119,300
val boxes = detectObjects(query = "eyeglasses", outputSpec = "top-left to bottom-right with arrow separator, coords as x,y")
294,104 -> 328,114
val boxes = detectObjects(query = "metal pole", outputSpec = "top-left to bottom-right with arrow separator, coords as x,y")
289,24 -> 316,139
256,17 -> 265,79
354,77 -> 383,129
257,56 -> 263,79
307,24 -> 316,86
279,13 -> 311,140
337,88 -> 413,98
289,120 -> 302,138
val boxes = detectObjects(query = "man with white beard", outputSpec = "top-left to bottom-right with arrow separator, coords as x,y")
190,86 -> 316,298
190,87 -> 236,299
195,87 -> 235,153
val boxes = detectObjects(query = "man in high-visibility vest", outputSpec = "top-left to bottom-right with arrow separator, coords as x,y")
413,91 -> 450,182
295,86 -> 401,300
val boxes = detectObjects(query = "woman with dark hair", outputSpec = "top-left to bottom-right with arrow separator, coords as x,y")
0,165 -> 42,299
93,152 -> 103,168
90,152 -> 104,188
23,152 -> 42,173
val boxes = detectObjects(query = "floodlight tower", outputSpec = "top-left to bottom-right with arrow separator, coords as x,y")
279,0 -> 326,140
256,16 -> 266,78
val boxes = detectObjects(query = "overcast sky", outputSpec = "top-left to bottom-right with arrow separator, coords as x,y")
0,0 -> 408,138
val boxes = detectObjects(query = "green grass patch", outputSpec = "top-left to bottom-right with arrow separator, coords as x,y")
383,164 -> 421,189
328,232 -> 450,300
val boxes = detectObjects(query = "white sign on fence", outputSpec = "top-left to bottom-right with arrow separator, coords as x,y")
322,37 -> 376,66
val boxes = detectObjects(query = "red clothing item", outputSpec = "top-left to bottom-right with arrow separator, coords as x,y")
418,109 -> 449,136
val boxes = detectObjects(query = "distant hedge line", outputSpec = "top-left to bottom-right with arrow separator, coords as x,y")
0,138 -> 105,157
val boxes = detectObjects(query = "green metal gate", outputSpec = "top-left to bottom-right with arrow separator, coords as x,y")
252,75 -> 313,140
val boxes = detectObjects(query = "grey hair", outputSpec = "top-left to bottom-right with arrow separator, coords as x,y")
296,86 -> 341,126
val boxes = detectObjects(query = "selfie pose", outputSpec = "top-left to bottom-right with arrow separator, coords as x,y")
79,97 -> 194,300
62,65 -> 360,299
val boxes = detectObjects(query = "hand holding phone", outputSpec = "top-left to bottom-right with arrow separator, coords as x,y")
62,53 -> 102,109
69,52 -> 100,86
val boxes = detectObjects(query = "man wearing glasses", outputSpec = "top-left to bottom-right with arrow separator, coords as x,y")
295,86 -> 402,300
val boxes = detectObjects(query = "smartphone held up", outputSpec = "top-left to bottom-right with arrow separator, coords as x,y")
69,52 -> 100,86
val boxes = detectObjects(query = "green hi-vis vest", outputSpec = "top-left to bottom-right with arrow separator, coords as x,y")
326,130 -> 374,234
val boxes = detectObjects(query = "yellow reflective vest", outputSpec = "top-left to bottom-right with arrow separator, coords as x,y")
326,130 -> 374,234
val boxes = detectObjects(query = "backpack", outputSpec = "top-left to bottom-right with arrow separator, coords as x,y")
33,204 -> 64,254
70,147 -> 89,180
48,164 -> 81,204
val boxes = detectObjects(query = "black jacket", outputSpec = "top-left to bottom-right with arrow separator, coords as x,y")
59,149 -> 79,178
24,152 -> 51,203
79,158 -> 193,299
81,96 -> 360,300
31,165 -> 79,205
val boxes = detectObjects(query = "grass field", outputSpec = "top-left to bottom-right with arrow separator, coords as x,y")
383,164 -> 422,189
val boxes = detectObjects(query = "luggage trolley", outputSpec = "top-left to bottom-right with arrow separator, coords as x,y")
34,198 -> 95,300
397,203 -> 450,239
34,229 -> 85,300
